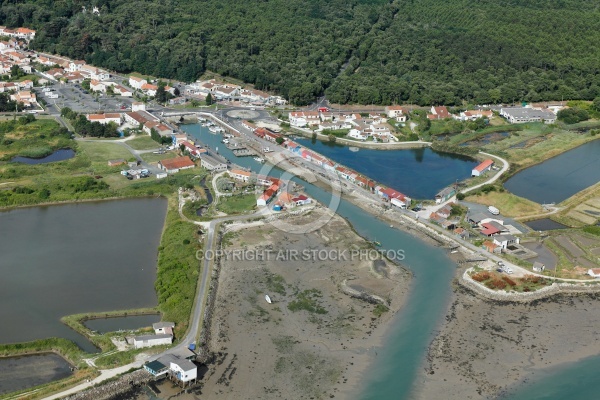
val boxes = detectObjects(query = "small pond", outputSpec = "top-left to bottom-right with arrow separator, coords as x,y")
83,314 -> 162,334
0,353 -> 72,395
525,218 -> 569,231
11,149 -> 75,164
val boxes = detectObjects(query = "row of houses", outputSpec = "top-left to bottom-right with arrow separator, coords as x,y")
284,139 -> 412,208
187,79 -> 287,105
0,26 -> 36,40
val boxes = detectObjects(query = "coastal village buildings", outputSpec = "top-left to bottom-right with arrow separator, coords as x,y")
158,156 -> 195,174
500,107 -> 557,124
471,159 -> 494,177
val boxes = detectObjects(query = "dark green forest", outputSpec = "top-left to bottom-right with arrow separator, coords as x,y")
2,0 -> 600,105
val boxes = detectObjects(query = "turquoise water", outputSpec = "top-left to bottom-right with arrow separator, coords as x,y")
295,138 -> 478,199
506,355 -> 600,400
183,124 -> 455,398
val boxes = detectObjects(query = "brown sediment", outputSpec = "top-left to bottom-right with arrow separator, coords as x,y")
415,267 -> 600,400
200,208 -> 412,399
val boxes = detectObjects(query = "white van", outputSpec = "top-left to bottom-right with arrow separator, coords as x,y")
488,206 -> 500,215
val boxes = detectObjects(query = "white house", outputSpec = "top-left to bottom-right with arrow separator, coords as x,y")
114,85 -> 133,97
170,359 -> 197,384
229,169 -> 252,182
133,334 -> 173,349
68,60 -> 86,72
292,195 -> 311,206
385,105 -> 406,122
132,102 -> 146,112
588,268 -> 600,278
213,86 -> 239,99
492,234 -> 519,250
289,111 -> 320,127
90,79 -> 106,93
87,113 -> 122,125
129,76 -> 147,90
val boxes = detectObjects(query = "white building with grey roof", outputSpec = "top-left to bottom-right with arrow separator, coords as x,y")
500,107 -> 556,124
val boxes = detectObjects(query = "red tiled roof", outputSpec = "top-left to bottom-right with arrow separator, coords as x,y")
160,156 -> 195,170
474,159 -> 494,172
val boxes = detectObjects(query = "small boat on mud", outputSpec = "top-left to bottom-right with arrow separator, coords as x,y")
372,241 -> 381,247
265,294 -> 272,304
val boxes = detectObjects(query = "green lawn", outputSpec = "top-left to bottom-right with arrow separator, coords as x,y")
126,135 -> 161,150
141,151 -> 178,163
216,193 -> 257,215
78,141 -> 135,163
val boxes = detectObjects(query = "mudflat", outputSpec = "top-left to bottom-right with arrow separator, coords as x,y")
416,281 -> 600,399
202,208 -> 412,399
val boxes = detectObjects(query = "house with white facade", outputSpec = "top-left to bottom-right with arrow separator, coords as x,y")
289,111 -> 320,127
129,76 -> 147,90
170,359 -> 198,385
385,105 -> 407,122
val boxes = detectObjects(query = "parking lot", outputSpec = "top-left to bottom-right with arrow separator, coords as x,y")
40,82 -> 135,113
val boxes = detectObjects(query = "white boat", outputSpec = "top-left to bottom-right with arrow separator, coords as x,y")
349,146 -> 359,152
254,157 -> 265,163
265,294 -> 272,304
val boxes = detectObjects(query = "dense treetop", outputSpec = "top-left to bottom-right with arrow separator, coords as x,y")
3,0 -> 600,105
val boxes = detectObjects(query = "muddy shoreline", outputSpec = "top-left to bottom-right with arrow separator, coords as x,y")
415,268 -> 600,399
199,209 -> 413,399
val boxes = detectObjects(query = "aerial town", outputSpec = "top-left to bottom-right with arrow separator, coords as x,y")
1,17 -> 599,400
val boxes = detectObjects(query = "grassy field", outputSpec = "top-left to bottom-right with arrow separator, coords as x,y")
126,135 -> 161,150
465,190 -> 544,218
155,198 -> 203,338
0,118 -> 72,160
140,151 -> 178,164
216,193 -> 256,215
78,141 -> 135,163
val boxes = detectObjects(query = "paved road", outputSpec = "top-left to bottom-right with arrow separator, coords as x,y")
462,151 -> 509,194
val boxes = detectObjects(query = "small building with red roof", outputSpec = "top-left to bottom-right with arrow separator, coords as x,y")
472,159 -> 494,177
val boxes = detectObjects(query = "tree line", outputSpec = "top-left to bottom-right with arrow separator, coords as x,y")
3,0 -> 600,105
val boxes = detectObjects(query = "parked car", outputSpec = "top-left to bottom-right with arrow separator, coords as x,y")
497,261 -> 505,266
505,267 -> 513,274
496,268 -> 504,273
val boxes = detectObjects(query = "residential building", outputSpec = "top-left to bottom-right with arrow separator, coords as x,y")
68,60 -> 86,72
257,183 -> 279,206
129,76 -> 147,90
132,102 -> 146,111
170,359 -> 198,385
124,110 -> 158,127
229,169 -> 252,182
385,105 -> 407,122
588,268 -> 600,278
455,109 -> 494,121
293,195 -> 311,206
472,159 -> 494,177
427,106 -> 450,120
141,83 -> 158,97
289,111 -> 320,127
114,85 -> 133,97
500,107 -> 556,124
87,113 -> 122,125
493,234 -> 519,250
158,156 -> 195,174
